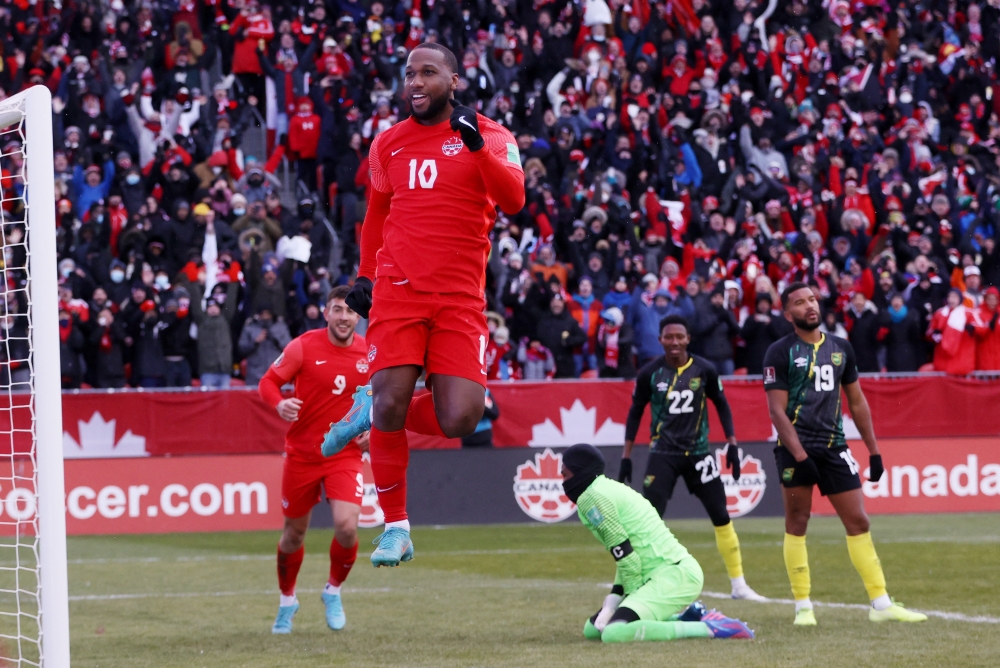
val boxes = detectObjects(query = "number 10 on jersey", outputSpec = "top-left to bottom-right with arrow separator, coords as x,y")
408,159 -> 437,189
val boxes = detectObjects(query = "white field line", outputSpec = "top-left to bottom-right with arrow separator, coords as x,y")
67,580 -> 1000,624
63,534 -> 1000,565
700,590 -> 1000,625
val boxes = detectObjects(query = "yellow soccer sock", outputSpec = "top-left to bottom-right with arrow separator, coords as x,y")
714,523 -> 743,579
783,533 -> 811,602
846,532 -> 888,602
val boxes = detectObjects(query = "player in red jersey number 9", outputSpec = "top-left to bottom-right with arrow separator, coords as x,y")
323,43 -> 526,568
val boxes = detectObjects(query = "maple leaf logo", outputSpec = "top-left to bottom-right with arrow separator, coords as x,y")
528,400 -> 625,447
62,412 -> 148,459
716,448 -> 767,518
512,448 -> 576,523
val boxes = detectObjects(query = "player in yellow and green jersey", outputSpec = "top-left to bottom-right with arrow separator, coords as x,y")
561,444 -> 754,643
619,315 -> 765,602
763,283 -> 927,626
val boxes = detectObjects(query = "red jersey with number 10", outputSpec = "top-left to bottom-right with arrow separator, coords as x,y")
368,115 -> 523,297
262,329 -> 370,463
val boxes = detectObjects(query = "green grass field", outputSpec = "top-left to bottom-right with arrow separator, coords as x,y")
66,513 -> 999,667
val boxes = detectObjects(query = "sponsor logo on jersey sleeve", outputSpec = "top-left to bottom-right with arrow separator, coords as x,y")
442,137 -> 464,156
585,505 -> 604,527
763,367 -> 776,384
506,142 -> 520,164
831,352 -> 844,366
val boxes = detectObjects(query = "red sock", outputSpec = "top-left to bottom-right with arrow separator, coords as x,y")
329,539 -> 358,586
404,393 -> 445,436
369,427 -> 409,523
277,545 -> 304,596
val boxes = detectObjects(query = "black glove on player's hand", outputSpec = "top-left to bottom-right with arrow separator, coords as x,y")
345,277 -> 373,319
618,457 -> 632,484
449,100 -> 485,152
726,445 -> 741,481
869,454 -> 884,482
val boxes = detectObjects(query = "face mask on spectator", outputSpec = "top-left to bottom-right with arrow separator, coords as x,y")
61,266 -> 72,278
111,270 -> 125,283
233,207 -> 246,216
214,293 -> 226,305
154,276 -> 170,290
126,173 -> 141,186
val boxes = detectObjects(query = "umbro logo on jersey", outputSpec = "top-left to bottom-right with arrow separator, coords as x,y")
794,357 -> 809,368
442,136 -> 464,156
391,147 -> 404,156
656,382 -> 669,392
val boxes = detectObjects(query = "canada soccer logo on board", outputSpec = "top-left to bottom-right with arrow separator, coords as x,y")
513,448 -> 576,523
715,448 -> 767,518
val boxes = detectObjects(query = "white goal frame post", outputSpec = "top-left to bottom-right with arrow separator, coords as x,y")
0,85 -> 71,667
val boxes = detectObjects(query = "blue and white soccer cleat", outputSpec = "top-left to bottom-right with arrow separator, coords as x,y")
271,601 -> 299,634
322,384 -> 373,457
370,527 -> 414,567
321,591 -> 346,630
702,610 -> 755,639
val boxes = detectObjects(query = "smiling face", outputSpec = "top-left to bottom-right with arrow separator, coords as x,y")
325,296 -> 359,343
659,323 -> 690,358
404,47 -> 458,124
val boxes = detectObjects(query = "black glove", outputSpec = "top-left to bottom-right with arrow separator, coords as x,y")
869,454 -> 884,482
345,277 -> 373,319
965,323 -> 977,336
449,100 -> 485,152
794,456 -> 821,486
726,445 -> 741,481
618,457 -> 632,484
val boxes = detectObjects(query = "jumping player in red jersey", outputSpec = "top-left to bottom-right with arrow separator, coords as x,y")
258,286 -> 371,634
320,42 -> 525,567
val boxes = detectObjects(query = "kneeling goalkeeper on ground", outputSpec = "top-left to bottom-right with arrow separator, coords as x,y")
561,444 -> 754,643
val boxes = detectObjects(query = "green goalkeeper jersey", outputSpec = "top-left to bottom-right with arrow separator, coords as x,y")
575,475 -> 692,595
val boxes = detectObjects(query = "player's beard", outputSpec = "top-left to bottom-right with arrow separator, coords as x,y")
410,93 -> 450,122
792,315 -> 821,331
328,324 -> 353,343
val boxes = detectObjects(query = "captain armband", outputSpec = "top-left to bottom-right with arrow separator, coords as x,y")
610,540 -> 634,562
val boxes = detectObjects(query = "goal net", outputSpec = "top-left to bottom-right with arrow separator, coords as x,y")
0,86 -> 69,666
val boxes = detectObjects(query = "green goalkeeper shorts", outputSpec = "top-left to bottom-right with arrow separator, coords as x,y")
620,556 -> 704,622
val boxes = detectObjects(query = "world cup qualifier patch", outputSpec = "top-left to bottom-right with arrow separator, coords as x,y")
506,142 -> 520,165
782,468 -> 795,483
585,506 -> 604,527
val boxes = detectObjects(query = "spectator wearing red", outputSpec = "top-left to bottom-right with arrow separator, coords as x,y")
929,290 -> 979,376
568,277 -> 603,375
975,288 -> 1000,370
288,97 -> 321,192
228,0 -> 274,114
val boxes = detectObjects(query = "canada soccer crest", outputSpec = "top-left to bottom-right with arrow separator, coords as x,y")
356,358 -> 369,374
357,452 -> 384,528
442,136 -> 464,156
513,448 -> 576,523
716,448 -> 767,518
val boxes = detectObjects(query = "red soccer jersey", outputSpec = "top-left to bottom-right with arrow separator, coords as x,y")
368,115 -> 523,297
260,329 -> 370,463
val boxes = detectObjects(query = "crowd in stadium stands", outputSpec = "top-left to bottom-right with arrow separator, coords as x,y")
3,0 -> 1000,388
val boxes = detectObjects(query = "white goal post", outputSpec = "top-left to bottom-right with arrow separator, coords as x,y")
0,85 -> 70,667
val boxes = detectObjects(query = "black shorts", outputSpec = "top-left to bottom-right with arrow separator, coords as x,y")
774,445 -> 862,496
643,451 -> 730,526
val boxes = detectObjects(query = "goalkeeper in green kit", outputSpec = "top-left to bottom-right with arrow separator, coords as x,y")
562,444 -> 755,643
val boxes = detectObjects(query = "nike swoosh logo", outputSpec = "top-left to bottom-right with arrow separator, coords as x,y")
315,360 -> 327,365
391,147 -> 404,156
458,117 -> 476,131
376,484 -> 398,493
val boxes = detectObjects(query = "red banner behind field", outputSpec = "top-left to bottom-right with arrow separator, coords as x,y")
812,438 -> 1000,515
0,376 -> 998,457
0,455 -> 285,535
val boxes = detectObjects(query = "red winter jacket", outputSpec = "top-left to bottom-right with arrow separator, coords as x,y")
930,306 -> 978,375
229,13 -> 274,75
975,304 -> 1000,370
288,111 -> 321,160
